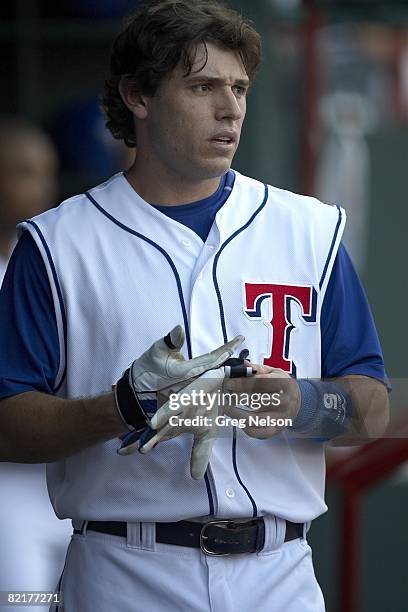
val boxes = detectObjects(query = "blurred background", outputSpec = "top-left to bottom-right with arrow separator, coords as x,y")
0,0 -> 407,610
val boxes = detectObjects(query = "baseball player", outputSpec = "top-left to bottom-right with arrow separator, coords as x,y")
0,1 -> 389,611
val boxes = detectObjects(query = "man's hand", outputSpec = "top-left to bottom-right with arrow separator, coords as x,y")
224,366 -> 389,444
223,363 -> 301,439
123,324 -> 244,398
115,326 -> 244,467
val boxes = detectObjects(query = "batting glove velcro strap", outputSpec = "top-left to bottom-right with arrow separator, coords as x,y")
114,368 -> 150,432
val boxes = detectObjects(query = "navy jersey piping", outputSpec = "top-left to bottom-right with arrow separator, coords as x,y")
85,192 -> 215,514
204,476 -> 215,515
86,192 -> 192,357
212,183 -> 269,518
319,205 -> 343,290
26,220 -> 67,393
213,184 -> 269,342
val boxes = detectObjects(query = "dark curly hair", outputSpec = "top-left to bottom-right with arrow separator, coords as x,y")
102,0 -> 262,147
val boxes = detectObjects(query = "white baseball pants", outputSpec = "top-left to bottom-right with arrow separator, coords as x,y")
53,517 -> 325,612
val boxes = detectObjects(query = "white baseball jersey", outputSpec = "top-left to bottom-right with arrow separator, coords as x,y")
19,170 -> 345,524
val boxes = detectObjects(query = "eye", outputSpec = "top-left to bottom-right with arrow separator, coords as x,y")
232,85 -> 248,97
192,83 -> 212,94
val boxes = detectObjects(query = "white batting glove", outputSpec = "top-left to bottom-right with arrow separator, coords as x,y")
115,325 -> 244,459
138,368 -> 226,480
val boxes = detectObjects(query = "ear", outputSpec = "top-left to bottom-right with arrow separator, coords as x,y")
119,78 -> 149,120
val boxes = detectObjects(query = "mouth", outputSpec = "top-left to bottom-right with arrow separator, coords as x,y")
209,133 -> 237,151
210,133 -> 237,146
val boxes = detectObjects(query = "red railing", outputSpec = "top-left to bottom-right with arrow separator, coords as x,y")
327,418 -> 408,612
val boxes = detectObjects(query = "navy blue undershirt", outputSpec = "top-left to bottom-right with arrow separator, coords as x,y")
0,171 -> 386,398
151,170 -> 234,242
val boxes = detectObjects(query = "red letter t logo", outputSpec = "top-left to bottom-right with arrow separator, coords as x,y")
244,283 -> 317,374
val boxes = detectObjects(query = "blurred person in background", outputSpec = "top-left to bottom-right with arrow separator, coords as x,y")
0,117 -> 58,280
0,116 -> 71,608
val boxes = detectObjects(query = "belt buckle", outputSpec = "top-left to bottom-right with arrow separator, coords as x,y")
200,520 -> 232,556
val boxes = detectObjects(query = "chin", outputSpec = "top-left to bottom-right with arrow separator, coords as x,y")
199,158 -> 232,179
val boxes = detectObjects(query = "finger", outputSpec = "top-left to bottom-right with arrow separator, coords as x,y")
150,404 -> 174,430
139,422 -> 174,453
168,335 -> 245,378
152,368 -> 225,428
117,439 -> 140,455
242,361 -> 271,374
195,334 -> 245,371
117,430 -> 144,456
206,334 -> 245,363
117,426 -> 161,456
243,425 -> 283,440
137,427 -> 157,448
223,371 -> 290,395
256,370 -> 291,380
190,430 -> 216,480
223,376 -> 252,393
224,404 -> 255,422
242,361 -> 291,377
250,364 -> 276,375
149,400 -> 185,430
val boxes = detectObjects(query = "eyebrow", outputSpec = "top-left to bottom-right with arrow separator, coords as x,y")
184,75 -> 250,87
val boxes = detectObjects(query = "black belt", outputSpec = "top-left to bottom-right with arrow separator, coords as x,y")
75,518 -> 303,556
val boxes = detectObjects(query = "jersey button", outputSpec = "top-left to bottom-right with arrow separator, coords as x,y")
225,488 -> 235,499
181,239 -> 191,248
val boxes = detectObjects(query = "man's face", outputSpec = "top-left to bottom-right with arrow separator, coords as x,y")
142,42 -> 249,182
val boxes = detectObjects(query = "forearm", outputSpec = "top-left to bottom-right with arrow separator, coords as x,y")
327,375 -> 390,446
0,391 -> 126,463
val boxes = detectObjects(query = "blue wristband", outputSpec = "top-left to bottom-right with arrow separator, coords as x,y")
291,379 -> 352,441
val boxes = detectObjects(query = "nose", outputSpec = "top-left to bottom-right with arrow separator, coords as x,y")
215,88 -> 244,122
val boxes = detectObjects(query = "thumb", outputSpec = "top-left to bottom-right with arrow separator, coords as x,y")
130,325 -> 186,387
163,325 -> 185,351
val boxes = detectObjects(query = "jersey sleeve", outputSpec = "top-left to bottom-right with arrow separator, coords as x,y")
321,243 -> 387,383
0,231 -> 60,399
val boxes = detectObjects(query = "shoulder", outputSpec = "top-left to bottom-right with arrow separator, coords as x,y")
233,169 -> 345,228
268,184 -> 345,230
233,170 -> 343,217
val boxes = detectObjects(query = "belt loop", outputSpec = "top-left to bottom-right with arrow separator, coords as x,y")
259,515 -> 286,554
303,521 -> 311,540
141,522 -> 156,551
72,519 -> 88,535
126,522 -> 142,549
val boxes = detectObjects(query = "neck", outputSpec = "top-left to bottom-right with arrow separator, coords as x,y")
124,152 -> 222,206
